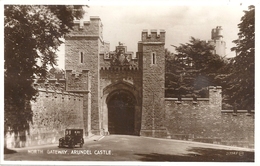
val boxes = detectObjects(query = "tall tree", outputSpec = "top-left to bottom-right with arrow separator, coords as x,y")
4,5 -> 85,136
222,5 -> 255,109
165,37 -> 226,98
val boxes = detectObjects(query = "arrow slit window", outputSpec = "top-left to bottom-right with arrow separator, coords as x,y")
80,52 -> 84,63
151,52 -> 156,64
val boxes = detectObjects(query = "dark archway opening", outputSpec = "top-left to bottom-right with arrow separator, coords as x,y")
107,91 -> 135,135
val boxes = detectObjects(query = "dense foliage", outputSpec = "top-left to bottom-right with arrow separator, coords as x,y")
4,5 -> 85,134
219,5 -> 255,109
165,37 -> 226,98
166,5 -> 255,111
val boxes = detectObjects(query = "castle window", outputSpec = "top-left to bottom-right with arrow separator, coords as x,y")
80,52 -> 84,63
151,52 -> 156,64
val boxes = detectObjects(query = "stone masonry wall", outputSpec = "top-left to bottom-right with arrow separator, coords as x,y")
65,17 -> 102,135
5,80 -> 84,148
220,110 -> 254,147
140,30 -> 167,137
165,87 -> 254,148
141,44 -> 166,130
64,35 -> 100,128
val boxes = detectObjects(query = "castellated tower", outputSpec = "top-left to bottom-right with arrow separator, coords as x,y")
65,17 -> 103,136
208,26 -> 226,57
64,17 -> 168,137
138,30 -> 168,137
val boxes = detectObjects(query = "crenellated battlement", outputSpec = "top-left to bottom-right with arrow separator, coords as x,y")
165,86 -> 254,115
222,109 -> 254,115
208,85 -> 222,90
141,29 -> 165,43
32,78 -> 84,101
165,85 -> 254,148
165,86 -> 221,102
73,16 -> 101,23
65,16 -> 103,40
33,79 -> 66,92
100,66 -> 140,71
100,42 -> 139,69
208,26 -> 226,57
211,26 -> 223,40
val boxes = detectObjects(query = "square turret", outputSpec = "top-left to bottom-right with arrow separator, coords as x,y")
141,29 -> 165,43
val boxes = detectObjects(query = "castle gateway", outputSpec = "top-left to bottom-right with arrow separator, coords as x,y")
5,16 -> 254,149
65,17 -> 167,137
6,17 -> 254,148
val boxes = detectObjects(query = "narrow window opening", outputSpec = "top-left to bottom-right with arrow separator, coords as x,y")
152,52 -> 156,64
80,52 -> 84,63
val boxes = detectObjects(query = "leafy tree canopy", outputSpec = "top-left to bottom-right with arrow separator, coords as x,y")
166,37 -> 226,98
4,5 -> 85,134
221,5 -> 255,109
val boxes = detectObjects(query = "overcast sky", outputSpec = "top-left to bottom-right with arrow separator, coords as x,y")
56,1 -> 252,69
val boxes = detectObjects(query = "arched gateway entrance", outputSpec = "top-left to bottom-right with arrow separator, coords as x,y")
107,90 -> 136,135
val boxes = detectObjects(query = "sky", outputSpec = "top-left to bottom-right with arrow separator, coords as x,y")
56,1 -> 253,69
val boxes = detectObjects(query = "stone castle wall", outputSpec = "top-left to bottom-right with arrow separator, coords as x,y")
5,79 -> 84,148
165,86 -> 254,148
6,83 -> 254,149
65,17 -> 103,135
219,110 -> 254,147
140,30 -> 167,137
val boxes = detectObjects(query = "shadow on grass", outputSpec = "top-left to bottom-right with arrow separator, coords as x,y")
4,147 -> 17,154
135,147 -> 254,162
